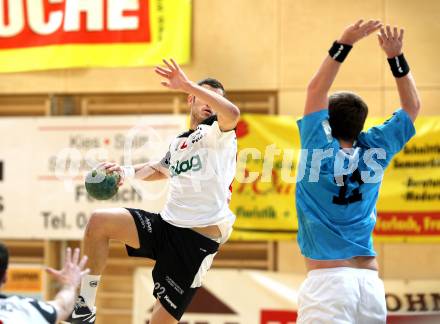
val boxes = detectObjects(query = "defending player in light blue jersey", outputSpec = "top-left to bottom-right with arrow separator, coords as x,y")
295,20 -> 421,323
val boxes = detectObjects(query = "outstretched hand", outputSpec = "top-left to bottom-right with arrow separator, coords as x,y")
338,19 -> 382,45
154,59 -> 192,92
378,25 -> 404,58
46,247 -> 89,289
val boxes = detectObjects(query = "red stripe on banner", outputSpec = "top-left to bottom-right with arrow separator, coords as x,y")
0,0 -> 151,49
260,310 -> 440,323
37,175 -> 83,181
37,125 -> 181,131
375,212 -> 440,236
261,310 -> 297,324
387,314 -> 440,324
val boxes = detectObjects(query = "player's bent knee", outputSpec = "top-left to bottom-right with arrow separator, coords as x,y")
85,208 -> 139,247
85,209 -> 112,238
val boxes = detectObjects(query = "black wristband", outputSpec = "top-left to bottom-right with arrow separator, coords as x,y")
387,54 -> 410,78
328,41 -> 353,63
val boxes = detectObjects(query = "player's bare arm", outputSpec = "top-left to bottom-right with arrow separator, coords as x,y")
378,25 -> 421,121
155,58 -> 240,131
304,19 -> 382,116
99,161 -> 169,187
133,161 -> 169,181
46,248 -> 89,322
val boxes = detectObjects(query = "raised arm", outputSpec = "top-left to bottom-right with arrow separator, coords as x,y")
46,248 -> 89,322
304,19 -> 382,116
378,25 -> 421,121
155,59 -> 240,131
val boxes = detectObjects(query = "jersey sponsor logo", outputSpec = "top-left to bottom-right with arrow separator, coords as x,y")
135,211 -> 153,233
333,44 -> 344,59
191,130 -> 204,144
165,276 -> 184,295
163,295 -> 177,309
180,141 -> 188,149
170,154 -> 202,177
395,56 -> 404,73
145,218 -> 153,233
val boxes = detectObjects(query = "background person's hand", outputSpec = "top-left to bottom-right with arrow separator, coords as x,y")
46,247 -> 89,289
338,19 -> 382,45
378,25 -> 404,58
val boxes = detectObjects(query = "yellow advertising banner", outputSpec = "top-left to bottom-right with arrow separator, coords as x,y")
230,115 -> 300,240
373,116 -> 440,243
230,114 -> 440,242
0,0 -> 191,73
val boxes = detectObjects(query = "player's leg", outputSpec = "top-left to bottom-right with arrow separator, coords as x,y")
148,221 -> 220,323
83,207 -> 139,274
150,300 -> 178,324
69,207 -> 139,324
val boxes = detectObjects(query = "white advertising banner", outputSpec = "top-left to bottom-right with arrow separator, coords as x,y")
0,115 -> 186,239
133,268 -> 440,324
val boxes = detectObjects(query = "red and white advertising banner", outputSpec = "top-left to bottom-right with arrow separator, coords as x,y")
0,0 -> 191,72
133,268 -> 440,324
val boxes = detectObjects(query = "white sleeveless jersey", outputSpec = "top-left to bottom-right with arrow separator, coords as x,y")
160,116 -> 237,232
0,294 -> 57,324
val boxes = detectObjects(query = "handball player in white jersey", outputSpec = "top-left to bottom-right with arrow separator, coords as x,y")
68,59 -> 240,324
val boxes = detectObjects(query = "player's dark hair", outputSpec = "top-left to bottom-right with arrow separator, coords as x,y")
328,91 -> 368,142
0,241 -> 9,284
197,78 -> 225,96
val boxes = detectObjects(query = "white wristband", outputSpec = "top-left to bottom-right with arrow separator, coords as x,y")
121,166 -> 135,179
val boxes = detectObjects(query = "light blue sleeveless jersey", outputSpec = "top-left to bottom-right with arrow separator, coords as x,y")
296,109 -> 415,260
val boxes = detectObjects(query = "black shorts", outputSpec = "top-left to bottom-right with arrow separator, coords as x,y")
125,208 -> 220,320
